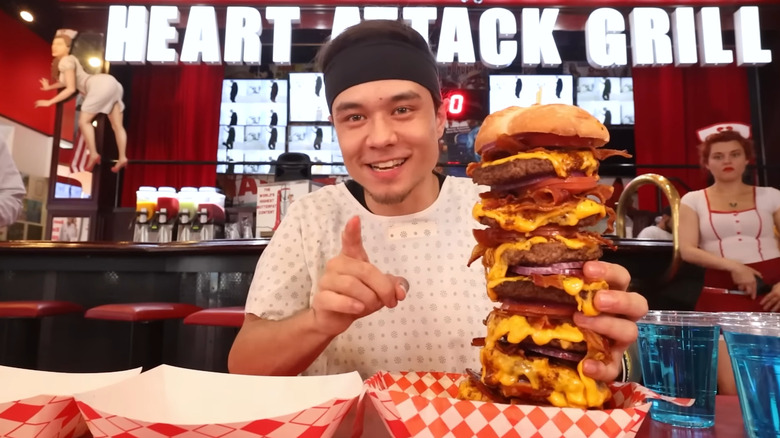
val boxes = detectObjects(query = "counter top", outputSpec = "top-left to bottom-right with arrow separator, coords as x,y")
0,239 -> 271,255
0,236 -> 671,254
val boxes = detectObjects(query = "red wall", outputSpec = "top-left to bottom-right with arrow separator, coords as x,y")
0,10 -> 56,135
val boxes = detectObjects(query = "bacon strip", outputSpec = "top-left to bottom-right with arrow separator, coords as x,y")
590,147 -> 633,160
468,243 -> 488,267
472,227 -> 615,250
604,207 -> 617,234
530,273 -> 571,290
530,187 -> 570,205
581,328 -> 612,364
581,185 -> 614,204
481,183 -> 610,210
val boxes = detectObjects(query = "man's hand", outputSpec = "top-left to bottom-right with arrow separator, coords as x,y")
760,283 -> 780,312
312,216 -> 408,336
573,261 -> 648,382
34,100 -> 52,108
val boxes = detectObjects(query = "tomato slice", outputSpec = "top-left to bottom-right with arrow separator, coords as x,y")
523,176 -> 599,194
499,300 -> 577,317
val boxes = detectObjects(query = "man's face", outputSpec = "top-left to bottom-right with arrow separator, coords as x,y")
660,214 -> 672,232
330,80 -> 447,206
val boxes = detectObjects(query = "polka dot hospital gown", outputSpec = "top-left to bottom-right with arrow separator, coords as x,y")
245,177 -> 494,378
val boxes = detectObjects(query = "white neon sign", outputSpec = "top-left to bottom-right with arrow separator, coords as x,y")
104,5 -> 772,68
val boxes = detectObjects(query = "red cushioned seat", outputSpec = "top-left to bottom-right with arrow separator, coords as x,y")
0,301 -> 83,318
85,303 -> 202,322
183,307 -> 245,327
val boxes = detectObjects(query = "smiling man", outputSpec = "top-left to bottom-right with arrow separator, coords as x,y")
228,20 -> 647,385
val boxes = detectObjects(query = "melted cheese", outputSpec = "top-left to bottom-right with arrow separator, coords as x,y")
480,150 -> 599,177
485,313 -> 583,348
553,235 -> 587,249
457,379 -> 490,402
473,198 -> 605,233
481,347 -> 612,408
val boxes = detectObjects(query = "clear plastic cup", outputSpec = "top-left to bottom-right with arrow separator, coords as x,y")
637,311 -> 720,428
720,315 -> 780,438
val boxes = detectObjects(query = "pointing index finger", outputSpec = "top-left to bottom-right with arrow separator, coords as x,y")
340,216 -> 370,262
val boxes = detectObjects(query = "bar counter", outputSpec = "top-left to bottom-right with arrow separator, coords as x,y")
0,240 -> 270,373
0,237 -> 701,373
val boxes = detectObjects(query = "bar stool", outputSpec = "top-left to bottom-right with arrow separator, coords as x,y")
84,302 -> 201,370
183,307 -> 245,372
183,306 -> 245,328
0,301 -> 84,369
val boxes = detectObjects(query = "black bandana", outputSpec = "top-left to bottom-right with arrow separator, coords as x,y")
323,39 -> 441,112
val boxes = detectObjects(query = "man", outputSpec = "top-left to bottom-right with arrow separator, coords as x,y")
222,126 -> 235,150
315,74 -> 323,97
0,139 -> 25,228
313,127 -> 323,150
270,81 -> 279,102
267,127 -> 277,150
229,20 -> 647,387
230,80 -> 238,103
637,206 -> 673,240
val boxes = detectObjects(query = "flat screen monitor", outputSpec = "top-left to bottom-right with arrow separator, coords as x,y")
218,79 -> 288,174
489,75 -> 573,113
221,79 -> 287,104
288,125 -> 347,175
289,73 -> 330,123
576,77 -> 634,125
216,149 -> 285,175
287,125 -> 339,153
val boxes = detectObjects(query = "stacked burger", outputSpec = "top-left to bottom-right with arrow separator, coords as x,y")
457,104 -> 631,409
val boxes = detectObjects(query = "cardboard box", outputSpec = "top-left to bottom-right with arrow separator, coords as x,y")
74,365 -> 363,438
0,366 -> 140,438
255,180 -> 321,237
365,371 -> 693,438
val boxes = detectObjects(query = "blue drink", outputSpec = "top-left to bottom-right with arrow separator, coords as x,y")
723,322 -> 780,438
637,311 -> 720,428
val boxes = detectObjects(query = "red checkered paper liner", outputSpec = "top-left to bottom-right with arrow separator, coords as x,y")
365,371 -> 693,438
76,397 -> 357,438
0,395 -> 87,438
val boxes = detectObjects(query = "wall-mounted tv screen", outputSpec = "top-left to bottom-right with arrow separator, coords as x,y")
218,79 -> 288,174
216,149 -> 285,175
218,125 -> 286,152
289,73 -> 330,123
304,150 -> 348,176
219,103 -> 288,127
287,125 -> 339,153
576,77 -> 634,125
489,75 -> 573,113
221,79 -> 288,104
288,125 -> 347,175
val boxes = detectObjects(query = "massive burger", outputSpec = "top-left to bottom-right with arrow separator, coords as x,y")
458,104 -> 631,409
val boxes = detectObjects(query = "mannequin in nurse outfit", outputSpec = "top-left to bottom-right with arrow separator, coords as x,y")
35,29 -> 128,173
679,123 -> 780,395
679,124 -> 780,308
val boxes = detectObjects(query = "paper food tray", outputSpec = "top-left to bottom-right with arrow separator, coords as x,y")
75,365 -> 363,438
0,366 -> 141,438
365,371 -> 693,438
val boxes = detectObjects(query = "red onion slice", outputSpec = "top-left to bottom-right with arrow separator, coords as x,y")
510,262 -> 584,277
523,344 -> 586,363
